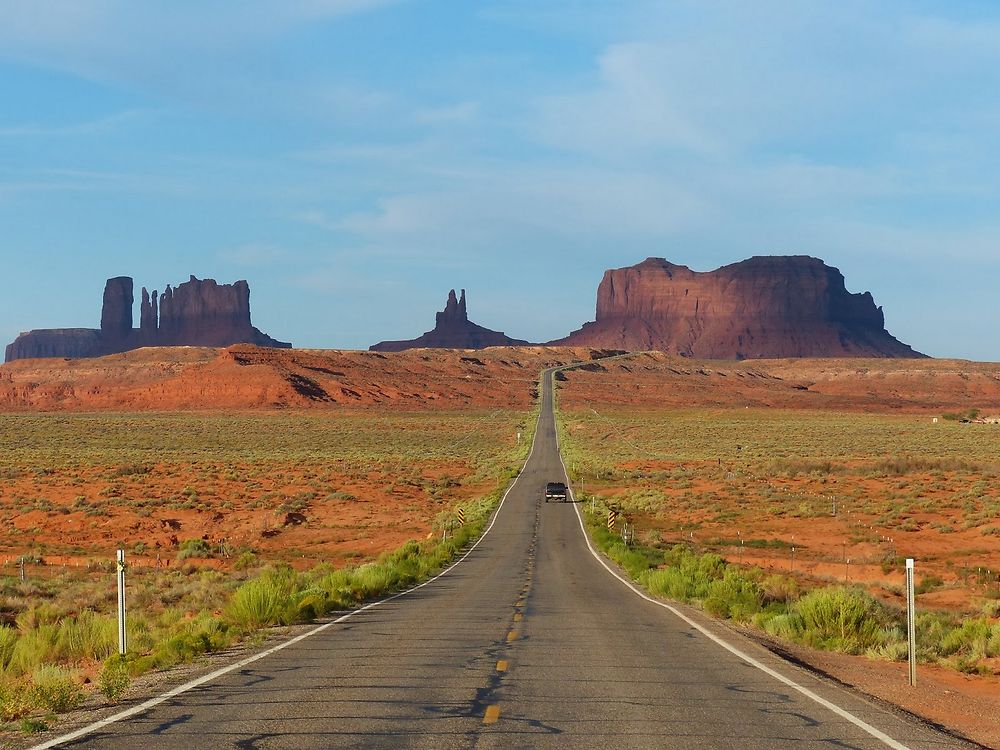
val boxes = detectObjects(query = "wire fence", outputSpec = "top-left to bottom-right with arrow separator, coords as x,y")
0,552 -> 227,584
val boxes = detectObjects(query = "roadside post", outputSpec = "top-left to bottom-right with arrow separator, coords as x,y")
19,556 -> 25,582
456,507 -> 466,525
117,549 -> 127,655
906,558 -> 916,687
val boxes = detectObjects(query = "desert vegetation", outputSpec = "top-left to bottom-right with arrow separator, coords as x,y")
557,401 -> 1000,678
0,408 -> 532,730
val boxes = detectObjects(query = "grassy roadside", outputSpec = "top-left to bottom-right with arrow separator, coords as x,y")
0,395 -> 541,733
553,385 -> 1000,678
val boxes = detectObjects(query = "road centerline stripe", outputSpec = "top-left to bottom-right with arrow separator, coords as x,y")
549,367 -> 913,750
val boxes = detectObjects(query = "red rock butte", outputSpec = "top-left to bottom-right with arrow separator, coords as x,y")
550,256 -> 924,359
370,289 -> 528,352
5,276 -> 290,363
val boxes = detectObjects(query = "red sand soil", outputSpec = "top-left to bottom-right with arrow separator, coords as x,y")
0,461 -> 491,572
559,352 -> 1000,412
0,345 -> 613,411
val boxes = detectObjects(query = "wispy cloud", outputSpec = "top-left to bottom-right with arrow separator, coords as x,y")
0,1 -> 400,113
534,42 -> 722,158
0,109 -> 156,138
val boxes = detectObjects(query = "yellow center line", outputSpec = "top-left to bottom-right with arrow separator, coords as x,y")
496,659 -> 508,672
513,613 -> 523,622
483,705 -> 501,724
507,630 -> 518,642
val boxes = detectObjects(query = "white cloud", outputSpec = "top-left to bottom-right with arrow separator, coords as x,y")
534,42 -> 722,158
305,164 -> 707,266
0,1 -> 399,108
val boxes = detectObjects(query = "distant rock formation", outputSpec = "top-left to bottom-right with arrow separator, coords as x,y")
550,256 -> 924,359
5,276 -> 290,362
370,289 -> 529,352
101,277 -> 134,343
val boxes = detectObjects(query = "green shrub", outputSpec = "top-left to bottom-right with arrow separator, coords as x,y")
20,717 -> 49,734
234,551 -> 258,571
940,619 -> 992,658
757,611 -> 805,641
8,625 -> 59,674
225,572 -> 295,632
0,679 -> 33,721
869,640 -> 909,662
56,610 -> 116,662
645,568 -> 693,601
915,575 -> 944,595
99,655 -> 131,702
31,665 -> 83,712
981,600 -> 1000,617
793,587 -> 892,653
760,574 -> 798,605
703,570 -> 761,621
177,538 -> 213,560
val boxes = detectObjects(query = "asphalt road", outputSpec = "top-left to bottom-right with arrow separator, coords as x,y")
47,370 -> 974,750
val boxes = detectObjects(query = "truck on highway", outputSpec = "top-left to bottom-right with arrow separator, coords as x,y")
544,481 -> 568,502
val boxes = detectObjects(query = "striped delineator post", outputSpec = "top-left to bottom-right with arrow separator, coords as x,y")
905,558 -> 916,687
607,510 -> 618,530
117,549 -> 127,656
456,508 -> 466,525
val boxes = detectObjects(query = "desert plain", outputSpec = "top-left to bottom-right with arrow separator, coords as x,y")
1,346 -> 999,744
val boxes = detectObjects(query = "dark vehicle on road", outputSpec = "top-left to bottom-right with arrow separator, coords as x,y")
544,481 -> 568,502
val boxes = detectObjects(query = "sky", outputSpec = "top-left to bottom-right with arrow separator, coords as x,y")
1,1 -> 999,359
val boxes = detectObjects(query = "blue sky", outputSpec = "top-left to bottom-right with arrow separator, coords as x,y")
1,1 -> 998,359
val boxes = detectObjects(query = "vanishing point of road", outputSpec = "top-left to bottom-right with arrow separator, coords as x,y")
41,369 -> 974,750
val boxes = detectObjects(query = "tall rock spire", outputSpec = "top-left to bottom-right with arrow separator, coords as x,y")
371,288 -> 529,351
100,277 -> 133,339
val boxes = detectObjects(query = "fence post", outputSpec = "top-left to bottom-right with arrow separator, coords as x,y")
117,549 -> 127,655
906,558 -> 916,687
19,556 -> 25,582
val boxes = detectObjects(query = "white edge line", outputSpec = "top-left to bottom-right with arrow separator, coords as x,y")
549,371 -> 912,750
31,387 -> 548,750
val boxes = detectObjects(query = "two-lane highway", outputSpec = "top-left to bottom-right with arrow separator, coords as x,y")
43,370 -> 974,749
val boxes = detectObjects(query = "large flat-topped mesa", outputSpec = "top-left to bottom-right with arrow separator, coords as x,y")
370,289 -> 529,352
550,256 -> 924,359
5,275 -> 290,362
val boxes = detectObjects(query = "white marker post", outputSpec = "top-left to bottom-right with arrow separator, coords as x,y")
116,549 -> 127,656
905,558 -> 916,687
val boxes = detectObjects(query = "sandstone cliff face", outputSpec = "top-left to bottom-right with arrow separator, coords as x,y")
5,276 -> 290,362
551,256 -> 924,359
157,277 -> 276,347
371,289 -> 529,352
4,329 -> 103,363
